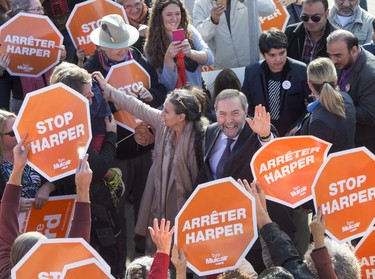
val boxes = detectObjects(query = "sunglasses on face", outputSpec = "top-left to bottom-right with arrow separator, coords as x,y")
300,13 -> 324,22
3,130 -> 15,137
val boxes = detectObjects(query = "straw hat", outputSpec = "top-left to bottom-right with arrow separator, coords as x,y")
90,14 -> 139,49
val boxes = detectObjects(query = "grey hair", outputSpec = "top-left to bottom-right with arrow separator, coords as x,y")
9,0 -> 30,16
214,89 -> 248,111
125,256 -> 171,279
304,237 -> 361,279
11,232 -> 47,266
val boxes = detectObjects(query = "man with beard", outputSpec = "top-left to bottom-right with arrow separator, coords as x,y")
329,0 -> 374,44
195,89 -> 296,273
327,29 -> 375,153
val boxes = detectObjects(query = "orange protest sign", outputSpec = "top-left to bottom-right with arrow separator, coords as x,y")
106,60 -> 150,132
60,258 -> 115,278
355,227 -> 375,279
251,136 -> 331,208
11,238 -> 111,279
13,83 -> 92,181
175,177 -> 257,276
259,1 -> 290,32
312,147 -> 375,244
66,0 -> 128,56
18,195 -> 76,238
0,13 -> 63,77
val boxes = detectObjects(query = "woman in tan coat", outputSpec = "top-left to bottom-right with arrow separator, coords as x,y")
95,72 -> 209,253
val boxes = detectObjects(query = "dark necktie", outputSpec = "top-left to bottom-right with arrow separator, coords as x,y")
216,138 -> 235,179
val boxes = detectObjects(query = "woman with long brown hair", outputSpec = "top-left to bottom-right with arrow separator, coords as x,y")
144,0 -> 214,91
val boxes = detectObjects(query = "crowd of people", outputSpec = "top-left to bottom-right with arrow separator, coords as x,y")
0,0 -> 374,278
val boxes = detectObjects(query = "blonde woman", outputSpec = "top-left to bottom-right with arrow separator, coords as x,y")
300,57 -> 356,153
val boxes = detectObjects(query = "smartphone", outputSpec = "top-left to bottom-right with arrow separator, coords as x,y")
217,0 -> 227,8
172,29 -> 185,41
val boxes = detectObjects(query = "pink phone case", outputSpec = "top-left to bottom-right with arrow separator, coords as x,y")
172,29 -> 185,41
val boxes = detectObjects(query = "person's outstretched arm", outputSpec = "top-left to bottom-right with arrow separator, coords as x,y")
308,208 -> 338,279
240,179 -> 315,279
0,136 -> 30,279
148,218 -> 175,279
171,244 -> 187,279
68,154 -> 92,242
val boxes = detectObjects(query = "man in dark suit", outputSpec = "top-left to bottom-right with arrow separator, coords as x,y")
327,29 -> 375,153
195,89 -> 296,273
242,29 -> 311,136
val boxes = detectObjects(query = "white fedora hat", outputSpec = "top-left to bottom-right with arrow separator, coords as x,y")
90,14 -> 139,49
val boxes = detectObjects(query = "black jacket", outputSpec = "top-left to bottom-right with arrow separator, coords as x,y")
300,92 -> 356,153
261,222 -> 315,279
241,58 -> 310,136
285,20 -> 338,62
195,122 -> 295,273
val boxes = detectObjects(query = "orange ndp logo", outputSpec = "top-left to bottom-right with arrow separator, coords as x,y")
66,0 -> 128,56
13,83 -> 92,181
251,136 -> 331,208
175,177 -> 257,276
312,147 -> 375,244
259,0 -> 290,31
11,238 -> 112,279
0,13 -> 63,77
60,258 -> 115,279
355,227 -> 375,279
18,195 -> 76,238
106,60 -> 150,132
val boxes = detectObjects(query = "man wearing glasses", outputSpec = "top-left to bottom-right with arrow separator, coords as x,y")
117,0 -> 151,54
285,0 -> 337,64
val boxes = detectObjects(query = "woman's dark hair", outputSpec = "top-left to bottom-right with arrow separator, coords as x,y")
167,87 -> 209,169
145,0 -> 193,69
213,68 -> 241,101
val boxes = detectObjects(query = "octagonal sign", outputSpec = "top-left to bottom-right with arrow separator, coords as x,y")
312,147 -> 375,244
259,0 -> 290,32
66,0 -> 128,57
251,136 -> 331,208
175,177 -> 257,276
106,60 -> 150,132
11,238 -> 110,279
13,83 -> 92,181
355,227 -> 375,279
61,258 -> 115,278
0,13 -> 63,77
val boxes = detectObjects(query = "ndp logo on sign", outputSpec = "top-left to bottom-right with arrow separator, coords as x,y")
0,13 -> 63,77
312,147 -> 375,243
175,177 -> 258,276
14,83 -> 92,181
251,136 -> 331,208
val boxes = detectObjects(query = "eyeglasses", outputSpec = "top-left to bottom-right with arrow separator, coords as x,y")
124,2 -> 142,10
173,93 -> 188,111
300,13 -> 324,22
28,6 -> 44,12
2,130 -> 15,137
